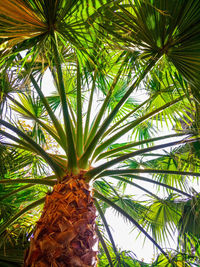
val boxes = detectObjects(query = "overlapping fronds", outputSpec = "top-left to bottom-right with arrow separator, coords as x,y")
0,0 -> 200,265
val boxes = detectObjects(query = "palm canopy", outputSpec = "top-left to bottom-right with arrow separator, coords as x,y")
0,0 -> 200,266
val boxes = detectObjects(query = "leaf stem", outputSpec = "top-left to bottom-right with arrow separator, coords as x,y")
87,137 -> 199,178
79,53 -> 162,168
76,59 -> 83,156
84,70 -> 97,143
94,190 -> 170,262
0,197 -> 45,235
51,33 -> 77,172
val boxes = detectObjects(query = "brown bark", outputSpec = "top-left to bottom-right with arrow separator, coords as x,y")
24,173 -> 98,267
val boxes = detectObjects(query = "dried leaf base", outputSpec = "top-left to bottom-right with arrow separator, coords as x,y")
24,176 -> 98,267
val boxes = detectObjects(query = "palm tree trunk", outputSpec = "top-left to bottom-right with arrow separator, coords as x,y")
24,173 -> 98,267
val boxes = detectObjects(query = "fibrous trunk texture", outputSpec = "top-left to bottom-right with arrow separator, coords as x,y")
24,175 -> 98,267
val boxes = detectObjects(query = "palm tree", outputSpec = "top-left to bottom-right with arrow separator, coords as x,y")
1,0 -> 200,266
